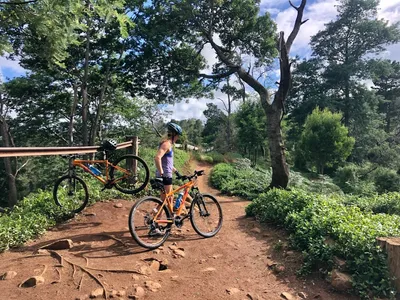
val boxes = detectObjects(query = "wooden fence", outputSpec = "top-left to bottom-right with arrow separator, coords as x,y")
0,137 -> 139,158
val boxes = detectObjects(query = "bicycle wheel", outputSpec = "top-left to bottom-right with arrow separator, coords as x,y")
190,193 -> 223,238
129,196 -> 172,249
109,155 -> 150,194
53,175 -> 89,213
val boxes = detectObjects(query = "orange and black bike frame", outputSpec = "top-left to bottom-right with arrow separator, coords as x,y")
72,159 -> 131,185
153,179 -> 197,224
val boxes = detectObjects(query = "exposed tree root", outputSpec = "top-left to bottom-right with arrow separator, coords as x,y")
47,250 -> 142,299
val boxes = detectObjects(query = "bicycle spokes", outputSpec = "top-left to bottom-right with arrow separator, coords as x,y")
190,194 -> 223,238
110,155 -> 150,195
129,197 -> 172,249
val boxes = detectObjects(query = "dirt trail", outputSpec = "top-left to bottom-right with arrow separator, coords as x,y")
0,163 -> 358,300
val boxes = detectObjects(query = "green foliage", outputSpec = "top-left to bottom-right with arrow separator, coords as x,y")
342,192 -> 400,216
202,103 -> 227,146
333,164 -> 377,196
246,189 -> 400,298
193,151 -> 241,165
373,168 -> 400,194
298,107 -> 355,174
0,0 -> 132,65
235,97 -> 268,163
210,161 -> 342,199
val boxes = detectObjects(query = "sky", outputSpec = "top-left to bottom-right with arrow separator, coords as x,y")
165,0 -> 400,121
1,0 -> 400,120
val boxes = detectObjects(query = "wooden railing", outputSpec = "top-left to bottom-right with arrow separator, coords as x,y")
0,137 -> 139,158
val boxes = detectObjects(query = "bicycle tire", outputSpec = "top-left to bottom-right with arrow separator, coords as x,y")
53,175 -> 89,214
128,196 -> 172,249
190,193 -> 223,238
109,154 -> 150,194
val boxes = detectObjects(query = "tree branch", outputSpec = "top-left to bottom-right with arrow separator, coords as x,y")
289,0 -> 299,11
15,159 -> 30,177
199,68 -> 238,79
286,0 -> 307,53
217,97 -> 228,112
204,32 -> 239,69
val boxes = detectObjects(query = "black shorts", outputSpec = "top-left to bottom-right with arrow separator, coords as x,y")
163,177 -> 173,185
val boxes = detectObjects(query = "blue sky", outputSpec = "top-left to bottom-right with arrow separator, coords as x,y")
1,0 -> 400,119
166,0 -> 400,121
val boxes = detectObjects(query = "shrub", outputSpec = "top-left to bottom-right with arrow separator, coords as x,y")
334,164 -> 377,196
247,189 -> 399,298
299,107 -> 355,174
373,168 -> 400,194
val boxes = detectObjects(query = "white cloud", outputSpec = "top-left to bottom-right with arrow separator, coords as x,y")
273,0 -> 400,61
0,56 -> 25,73
275,0 -> 338,55
0,56 -> 26,80
167,89 -> 243,122
167,98 -> 210,121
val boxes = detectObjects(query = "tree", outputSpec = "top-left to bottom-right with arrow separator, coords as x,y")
218,76 -> 242,151
0,0 -> 132,65
202,103 -> 226,147
299,108 -> 355,174
0,82 -> 18,207
310,0 -> 400,127
369,59 -> 400,134
147,0 -> 309,188
235,96 -> 268,164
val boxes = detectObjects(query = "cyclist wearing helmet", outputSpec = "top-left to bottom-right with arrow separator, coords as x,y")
154,122 -> 182,200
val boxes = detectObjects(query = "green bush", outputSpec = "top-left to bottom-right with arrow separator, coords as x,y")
334,164 -> 377,196
342,192 -> 400,216
246,189 -> 399,298
210,161 -> 342,198
373,168 -> 400,194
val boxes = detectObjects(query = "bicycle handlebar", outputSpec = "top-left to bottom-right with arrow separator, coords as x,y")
176,170 -> 205,181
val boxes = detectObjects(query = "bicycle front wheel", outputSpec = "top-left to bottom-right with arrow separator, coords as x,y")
190,193 -> 223,238
128,196 -> 173,249
109,155 -> 150,194
53,175 -> 89,213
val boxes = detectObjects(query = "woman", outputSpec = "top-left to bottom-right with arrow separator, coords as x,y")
154,122 -> 183,201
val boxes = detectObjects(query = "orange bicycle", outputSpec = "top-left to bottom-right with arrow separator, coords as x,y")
53,140 -> 149,214
128,170 -> 223,249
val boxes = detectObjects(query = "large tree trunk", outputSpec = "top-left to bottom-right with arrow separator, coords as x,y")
205,0 -> 307,189
0,117 -> 17,207
263,96 -> 289,188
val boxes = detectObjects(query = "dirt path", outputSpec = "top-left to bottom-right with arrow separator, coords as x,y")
0,163 -> 358,300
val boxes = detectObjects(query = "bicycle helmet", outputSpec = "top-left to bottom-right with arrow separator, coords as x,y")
101,139 -> 118,151
167,122 -> 183,135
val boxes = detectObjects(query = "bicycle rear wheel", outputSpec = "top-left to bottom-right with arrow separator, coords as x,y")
109,155 -> 150,194
190,193 -> 223,238
128,196 -> 172,249
53,175 -> 89,213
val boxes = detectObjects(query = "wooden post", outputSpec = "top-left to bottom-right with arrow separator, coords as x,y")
125,136 -> 139,182
377,237 -> 400,292
126,136 -> 139,156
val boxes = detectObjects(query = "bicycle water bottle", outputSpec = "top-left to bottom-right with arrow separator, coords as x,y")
88,164 -> 101,176
174,191 -> 184,210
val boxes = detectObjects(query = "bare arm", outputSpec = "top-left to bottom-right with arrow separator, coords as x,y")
154,141 -> 171,176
